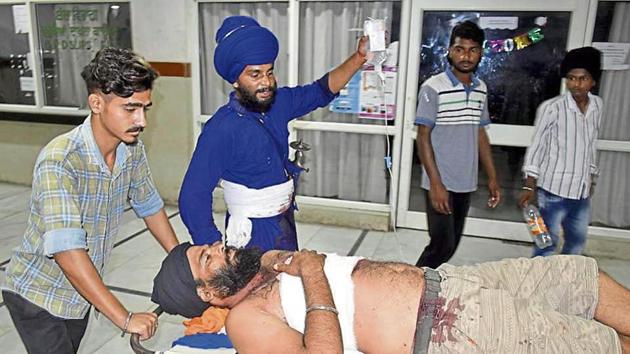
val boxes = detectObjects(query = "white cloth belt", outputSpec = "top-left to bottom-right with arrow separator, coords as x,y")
220,178 -> 294,248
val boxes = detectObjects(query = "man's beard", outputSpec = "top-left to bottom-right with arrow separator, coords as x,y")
209,246 -> 263,298
236,84 -> 277,113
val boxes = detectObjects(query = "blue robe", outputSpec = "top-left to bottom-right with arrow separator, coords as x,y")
179,74 -> 336,251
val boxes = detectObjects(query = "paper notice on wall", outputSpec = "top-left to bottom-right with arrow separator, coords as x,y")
330,71 -> 361,114
592,42 -> 630,70
329,66 -> 397,120
20,77 -> 35,92
359,66 -> 397,120
479,17 -> 519,30
12,5 -> 29,34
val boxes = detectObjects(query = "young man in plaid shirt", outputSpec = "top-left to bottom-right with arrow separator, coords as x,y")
2,48 -> 180,353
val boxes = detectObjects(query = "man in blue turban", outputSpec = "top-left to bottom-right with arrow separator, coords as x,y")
179,16 -> 368,251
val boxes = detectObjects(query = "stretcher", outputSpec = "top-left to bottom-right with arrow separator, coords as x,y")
130,306 -> 236,354
130,306 -> 366,354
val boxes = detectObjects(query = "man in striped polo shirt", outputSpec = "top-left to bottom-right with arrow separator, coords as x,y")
519,47 -> 603,257
414,21 -> 501,268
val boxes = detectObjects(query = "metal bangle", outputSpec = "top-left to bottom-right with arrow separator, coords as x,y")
306,304 -> 339,316
121,312 -> 133,337
521,186 -> 534,191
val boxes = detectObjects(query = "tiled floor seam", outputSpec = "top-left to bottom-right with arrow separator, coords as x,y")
347,230 -> 369,256
113,211 -> 180,248
0,190 -> 29,201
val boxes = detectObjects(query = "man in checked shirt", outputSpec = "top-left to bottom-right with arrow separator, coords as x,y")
2,48 -> 180,353
519,47 -> 603,257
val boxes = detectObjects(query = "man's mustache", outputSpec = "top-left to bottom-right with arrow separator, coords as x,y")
256,87 -> 275,94
126,126 -> 144,133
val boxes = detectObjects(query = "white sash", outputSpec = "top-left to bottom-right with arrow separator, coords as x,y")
220,179 -> 294,248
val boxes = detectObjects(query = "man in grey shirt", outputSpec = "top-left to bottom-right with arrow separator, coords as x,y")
414,21 -> 501,268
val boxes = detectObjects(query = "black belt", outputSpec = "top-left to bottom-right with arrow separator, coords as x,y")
413,267 -> 442,354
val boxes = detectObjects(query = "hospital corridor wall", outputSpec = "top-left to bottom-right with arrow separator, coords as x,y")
0,0 -> 629,247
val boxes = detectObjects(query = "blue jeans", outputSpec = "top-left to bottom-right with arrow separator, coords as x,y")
534,188 -> 591,257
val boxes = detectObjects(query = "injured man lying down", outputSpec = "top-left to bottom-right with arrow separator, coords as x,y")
151,242 -> 630,354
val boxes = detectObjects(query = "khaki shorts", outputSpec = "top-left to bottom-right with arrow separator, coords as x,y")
426,255 -> 621,353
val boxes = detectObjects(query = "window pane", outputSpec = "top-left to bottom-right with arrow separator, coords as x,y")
296,130 -> 390,204
419,11 -> 570,126
298,1 -> 402,124
198,3 -> 289,115
590,2 -> 630,230
35,3 -> 131,108
592,2 -> 616,43
0,4 -> 35,105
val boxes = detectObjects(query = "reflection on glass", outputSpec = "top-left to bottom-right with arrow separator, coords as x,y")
198,3 -> 289,115
35,3 -> 131,108
590,2 -> 630,230
299,1 -> 401,124
0,4 -> 35,105
419,11 -> 570,126
296,130 -> 390,204
294,1 -> 399,205
592,2 -> 616,43
409,11 -> 571,223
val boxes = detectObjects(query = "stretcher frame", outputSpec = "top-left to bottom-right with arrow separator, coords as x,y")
130,306 -> 163,354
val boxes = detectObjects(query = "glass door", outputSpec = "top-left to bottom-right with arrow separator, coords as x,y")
395,0 -> 591,242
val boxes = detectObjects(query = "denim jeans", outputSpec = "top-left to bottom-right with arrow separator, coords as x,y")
534,188 -> 591,257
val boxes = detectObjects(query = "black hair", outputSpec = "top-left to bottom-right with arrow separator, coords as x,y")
81,47 -> 158,97
449,20 -> 485,47
560,46 -> 602,82
209,247 -> 263,298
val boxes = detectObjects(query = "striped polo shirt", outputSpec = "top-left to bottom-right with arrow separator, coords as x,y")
414,69 -> 490,192
523,92 -> 602,200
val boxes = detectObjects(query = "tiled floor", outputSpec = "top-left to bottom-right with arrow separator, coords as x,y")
1,181 -> 629,353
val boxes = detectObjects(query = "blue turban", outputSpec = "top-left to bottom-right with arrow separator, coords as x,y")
213,16 -> 279,84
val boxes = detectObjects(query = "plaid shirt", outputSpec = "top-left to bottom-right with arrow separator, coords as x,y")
3,116 -> 163,319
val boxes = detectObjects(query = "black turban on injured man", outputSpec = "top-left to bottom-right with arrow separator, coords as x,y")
560,46 -> 602,82
151,242 -> 209,318
213,15 -> 279,84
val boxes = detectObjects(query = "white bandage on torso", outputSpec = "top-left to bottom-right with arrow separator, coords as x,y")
220,178 -> 294,248
279,253 -> 364,352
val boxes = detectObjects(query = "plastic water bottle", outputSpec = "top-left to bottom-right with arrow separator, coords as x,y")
522,204 -> 553,249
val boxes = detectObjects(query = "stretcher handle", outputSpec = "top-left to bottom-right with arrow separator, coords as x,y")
130,306 -> 164,354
